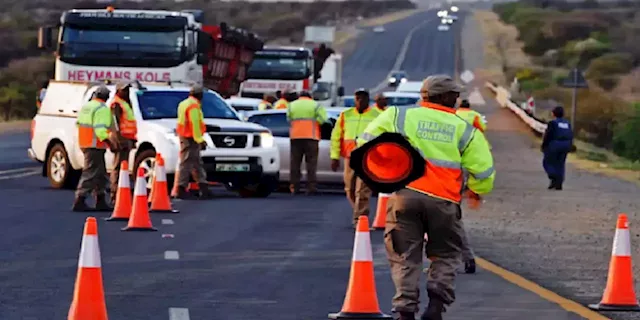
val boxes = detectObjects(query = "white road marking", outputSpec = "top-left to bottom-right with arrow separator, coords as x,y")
169,307 -> 190,320
0,167 -> 39,175
164,251 -> 180,260
162,219 -> 175,225
0,168 -> 40,181
371,16 -> 437,94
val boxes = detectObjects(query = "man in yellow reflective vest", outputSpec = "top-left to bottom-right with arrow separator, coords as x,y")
330,88 -> 381,228
175,85 -> 212,200
258,93 -> 276,111
357,75 -> 495,320
274,90 -> 290,110
287,90 -> 328,195
36,81 -> 48,110
372,93 -> 388,111
108,82 -> 138,204
455,98 -> 488,274
73,85 -> 115,212
456,99 -> 486,132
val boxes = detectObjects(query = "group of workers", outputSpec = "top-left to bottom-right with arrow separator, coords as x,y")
65,72 -> 575,320
71,83 -> 212,211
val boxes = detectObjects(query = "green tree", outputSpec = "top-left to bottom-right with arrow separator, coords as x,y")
613,103 -> 640,160
0,82 -> 26,121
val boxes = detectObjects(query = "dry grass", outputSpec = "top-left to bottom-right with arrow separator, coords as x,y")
613,67 -> 640,103
0,119 -> 30,133
473,10 -> 532,85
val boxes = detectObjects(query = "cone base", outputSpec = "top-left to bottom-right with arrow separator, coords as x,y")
150,209 -> 180,213
588,303 -> 640,311
104,217 -> 129,221
328,312 -> 393,319
121,226 -> 158,232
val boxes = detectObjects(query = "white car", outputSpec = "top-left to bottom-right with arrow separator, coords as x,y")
373,26 -> 385,33
438,24 -> 450,32
395,81 -> 423,93
225,96 -> 262,120
382,91 -> 421,106
29,81 -> 280,197
245,108 -> 347,186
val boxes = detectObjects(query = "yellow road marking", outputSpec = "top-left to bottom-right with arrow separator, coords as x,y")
476,257 -> 611,320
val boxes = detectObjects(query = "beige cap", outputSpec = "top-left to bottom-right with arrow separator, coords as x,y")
420,75 -> 463,96
115,81 -> 131,91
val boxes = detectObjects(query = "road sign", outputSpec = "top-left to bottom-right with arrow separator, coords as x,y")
561,68 -> 588,89
460,70 -> 474,84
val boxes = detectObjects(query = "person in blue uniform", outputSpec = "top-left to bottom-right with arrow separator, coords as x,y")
541,106 -> 573,190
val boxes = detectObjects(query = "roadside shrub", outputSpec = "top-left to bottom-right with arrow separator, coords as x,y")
586,53 -> 634,78
613,103 -> 640,160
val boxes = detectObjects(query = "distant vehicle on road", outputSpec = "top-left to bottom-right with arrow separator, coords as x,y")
382,91 -> 421,106
245,108 -> 347,186
373,26 -> 385,33
388,70 -> 408,87
438,24 -> 450,31
441,18 -> 454,25
225,97 -> 262,120
395,81 -> 422,93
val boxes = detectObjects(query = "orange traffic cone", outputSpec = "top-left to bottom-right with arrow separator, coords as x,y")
105,160 -> 132,221
371,193 -> 391,230
589,213 -> 640,311
150,154 -> 179,213
122,168 -> 157,232
68,217 -> 108,320
329,216 -> 392,319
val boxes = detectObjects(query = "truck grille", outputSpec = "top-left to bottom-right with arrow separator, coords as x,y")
209,133 -> 248,148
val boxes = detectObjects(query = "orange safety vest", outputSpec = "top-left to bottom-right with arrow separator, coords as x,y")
288,97 -> 322,140
176,96 -> 206,139
110,96 -> 138,140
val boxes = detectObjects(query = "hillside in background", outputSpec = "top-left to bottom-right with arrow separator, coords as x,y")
0,0 -> 415,120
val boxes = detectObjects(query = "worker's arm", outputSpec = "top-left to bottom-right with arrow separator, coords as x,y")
330,113 -> 345,160
189,107 -> 205,143
93,106 -> 112,142
356,107 -> 398,147
315,105 -> 328,124
460,129 -> 495,195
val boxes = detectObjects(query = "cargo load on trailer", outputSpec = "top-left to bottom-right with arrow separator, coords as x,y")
37,6 -> 264,97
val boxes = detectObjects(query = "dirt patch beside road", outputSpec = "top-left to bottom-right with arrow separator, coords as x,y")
465,93 -> 640,320
0,120 -> 30,134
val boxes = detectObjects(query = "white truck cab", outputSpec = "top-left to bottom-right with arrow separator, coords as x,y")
29,80 -> 280,197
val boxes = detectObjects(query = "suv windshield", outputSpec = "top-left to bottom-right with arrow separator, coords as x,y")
137,91 -> 239,120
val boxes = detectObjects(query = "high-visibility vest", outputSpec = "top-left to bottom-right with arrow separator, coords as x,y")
176,96 -> 206,143
357,101 -> 495,203
77,99 -> 112,149
110,96 -> 138,140
287,97 -> 328,140
456,107 -> 486,132
36,88 -> 46,109
274,99 -> 289,110
258,101 -> 273,111
330,106 -> 381,159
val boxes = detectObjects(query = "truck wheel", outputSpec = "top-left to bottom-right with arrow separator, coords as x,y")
133,149 -> 156,190
47,143 -> 80,189
237,182 -> 274,198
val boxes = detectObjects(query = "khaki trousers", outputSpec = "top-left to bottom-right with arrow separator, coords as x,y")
289,138 -> 319,192
76,148 -> 108,198
178,137 -> 207,187
385,189 -> 463,312
109,144 -> 131,201
343,164 -> 372,225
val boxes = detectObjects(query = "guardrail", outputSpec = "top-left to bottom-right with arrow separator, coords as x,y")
485,82 -> 548,135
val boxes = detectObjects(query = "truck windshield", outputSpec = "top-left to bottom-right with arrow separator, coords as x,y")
246,56 -> 309,80
137,91 -> 239,120
60,27 -> 187,68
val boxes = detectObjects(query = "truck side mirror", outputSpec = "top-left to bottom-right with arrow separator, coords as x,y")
337,86 -> 344,97
38,27 -> 52,49
197,30 -> 212,54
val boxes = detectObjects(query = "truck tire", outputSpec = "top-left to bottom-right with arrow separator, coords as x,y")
47,143 -> 80,189
133,149 -> 156,190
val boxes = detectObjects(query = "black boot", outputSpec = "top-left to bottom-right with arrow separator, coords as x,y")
72,196 -> 92,212
553,182 -> 563,190
398,311 -> 416,320
175,186 -> 192,200
95,194 -> 113,212
464,258 -> 476,274
198,183 -> 214,199
548,179 -> 555,190
421,297 -> 445,320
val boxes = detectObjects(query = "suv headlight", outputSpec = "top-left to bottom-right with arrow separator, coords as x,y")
260,132 -> 274,148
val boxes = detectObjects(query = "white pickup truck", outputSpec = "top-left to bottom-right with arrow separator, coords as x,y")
29,81 -> 280,197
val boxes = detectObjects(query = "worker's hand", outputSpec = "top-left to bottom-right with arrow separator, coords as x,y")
199,142 -> 208,150
331,159 -> 340,172
465,190 -> 482,210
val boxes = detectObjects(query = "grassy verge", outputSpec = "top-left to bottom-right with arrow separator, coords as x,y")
0,119 -> 31,134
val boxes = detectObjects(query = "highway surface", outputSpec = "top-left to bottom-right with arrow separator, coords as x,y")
1,10 -> 638,320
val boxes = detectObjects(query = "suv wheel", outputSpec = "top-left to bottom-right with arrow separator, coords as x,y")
47,143 -> 80,189
133,149 -> 156,190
